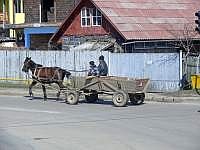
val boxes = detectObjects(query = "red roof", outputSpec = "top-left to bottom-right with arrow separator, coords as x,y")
91,0 -> 200,40
51,0 -> 200,42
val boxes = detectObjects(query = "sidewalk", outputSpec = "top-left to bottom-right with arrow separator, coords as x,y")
0,87 -> 199,103
145,90 -> 200,103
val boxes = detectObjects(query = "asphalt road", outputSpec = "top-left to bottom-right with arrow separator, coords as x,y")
0,95 -> 200,150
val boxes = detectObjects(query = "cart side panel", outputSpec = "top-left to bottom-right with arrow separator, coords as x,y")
70,76 -> 150,94
100,77 -> 150,93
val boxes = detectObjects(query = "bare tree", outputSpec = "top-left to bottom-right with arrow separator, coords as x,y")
166,23 -> 200,89
174,24 -> 197,56
168,23 -> 199,71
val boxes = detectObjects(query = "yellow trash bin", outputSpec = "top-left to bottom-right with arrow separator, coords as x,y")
191,74 -> 200,89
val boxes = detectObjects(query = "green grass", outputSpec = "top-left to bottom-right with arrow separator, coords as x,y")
0,81 -> 28,88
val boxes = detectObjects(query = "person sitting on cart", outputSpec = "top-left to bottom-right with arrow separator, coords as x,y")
97,55 -> 108,76
88,61 -> 98,76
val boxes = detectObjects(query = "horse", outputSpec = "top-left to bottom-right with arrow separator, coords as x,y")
22,57 -> 71,100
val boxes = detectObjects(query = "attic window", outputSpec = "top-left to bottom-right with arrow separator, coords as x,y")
81,7 -> 102,27
81,7 -> 91,26
92,8 -> 102,26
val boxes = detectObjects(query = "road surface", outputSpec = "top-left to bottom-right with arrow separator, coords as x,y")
0,95 -> 200,150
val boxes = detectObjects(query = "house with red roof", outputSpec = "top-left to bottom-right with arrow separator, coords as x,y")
50,0 -> 200,52
49,0 -> 200,91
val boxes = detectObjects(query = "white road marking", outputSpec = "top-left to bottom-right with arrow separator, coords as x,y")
0,107 -> 61,114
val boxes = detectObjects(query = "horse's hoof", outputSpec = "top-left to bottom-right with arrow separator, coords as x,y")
28,93 -> 34,100
28,96 -> 34,100
44,97 -> 47,101
29,93 -> 34,97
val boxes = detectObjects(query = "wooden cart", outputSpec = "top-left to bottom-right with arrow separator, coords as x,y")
63,76 -> 150,107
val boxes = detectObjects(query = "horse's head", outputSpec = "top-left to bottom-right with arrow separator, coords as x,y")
22,57 -> 36,73
65,71 -> 71,78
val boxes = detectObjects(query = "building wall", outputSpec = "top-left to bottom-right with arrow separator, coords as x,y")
63,0 -> 122,40
64,0 -> 107,36
64,14 -> 108,36
24,0 -> 79,23
56,0 -> 79,22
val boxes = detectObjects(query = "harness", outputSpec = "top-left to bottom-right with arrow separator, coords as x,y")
30,66 -> 66,83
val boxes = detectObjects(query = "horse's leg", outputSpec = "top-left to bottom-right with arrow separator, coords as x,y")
42,85 -> 47,101
29,81 -> 37,98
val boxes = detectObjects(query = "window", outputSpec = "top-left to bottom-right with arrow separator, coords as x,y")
156,41 -> 166,48
81,7 -> 91,27
135,42 -> 145,49
92,9 -> 102,26
41,0 -> 54,22
81,7 -> 102,27
145,42 -> 155,48
14,0 -> 23,13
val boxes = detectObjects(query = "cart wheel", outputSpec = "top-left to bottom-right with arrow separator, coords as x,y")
112,91 -> 128,107
65,91 -> 79,105
85,94 -> 98,103
129,93 -> 145,105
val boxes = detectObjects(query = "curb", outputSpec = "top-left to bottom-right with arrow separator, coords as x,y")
145,97 -> 200,103
145,93 -> 200,103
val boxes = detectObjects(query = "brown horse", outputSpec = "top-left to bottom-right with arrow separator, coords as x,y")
22,57 -> 71,100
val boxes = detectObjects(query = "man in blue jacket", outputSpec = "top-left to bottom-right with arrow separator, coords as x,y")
97,55 -> 108,76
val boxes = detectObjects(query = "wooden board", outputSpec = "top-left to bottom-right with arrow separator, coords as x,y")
69,76 -> 150,94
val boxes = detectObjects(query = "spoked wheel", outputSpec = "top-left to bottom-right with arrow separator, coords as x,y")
85,94 -> 98,103
112,91 -> 128,107
65,91 -> 79,105
129,93 -> 145,105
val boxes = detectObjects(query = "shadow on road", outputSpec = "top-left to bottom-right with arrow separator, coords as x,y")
24,96 -> 145,107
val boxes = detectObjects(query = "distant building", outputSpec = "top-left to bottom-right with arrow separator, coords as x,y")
2,0 -> 80,49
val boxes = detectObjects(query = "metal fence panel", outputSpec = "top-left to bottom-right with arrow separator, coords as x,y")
109,53 -> 180,92
0,49 -> 180,92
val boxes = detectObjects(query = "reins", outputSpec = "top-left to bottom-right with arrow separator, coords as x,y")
67,69 -> 88,72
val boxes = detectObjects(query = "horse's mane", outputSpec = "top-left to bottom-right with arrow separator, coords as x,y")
29,59 -> 43,69
36,64 -> 43,67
